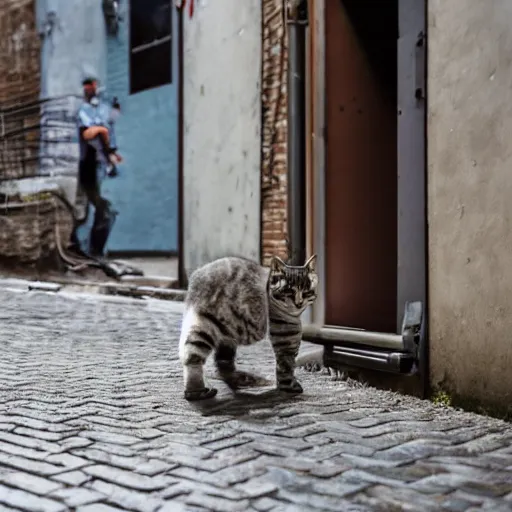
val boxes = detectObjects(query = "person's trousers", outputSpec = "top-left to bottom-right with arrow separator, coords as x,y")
73,158 -> 116,258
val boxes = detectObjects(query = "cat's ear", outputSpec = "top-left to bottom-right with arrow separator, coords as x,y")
304,254 -> 317,271
270,255 -> 287,273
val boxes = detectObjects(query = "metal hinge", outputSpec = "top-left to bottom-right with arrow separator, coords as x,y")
414,31 -> 426,101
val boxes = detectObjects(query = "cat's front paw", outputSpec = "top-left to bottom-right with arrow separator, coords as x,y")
184,387 -> 218,401
277,378 -> 303,394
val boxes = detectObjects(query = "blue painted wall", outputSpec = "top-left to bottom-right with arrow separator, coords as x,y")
102,2 -> 179,253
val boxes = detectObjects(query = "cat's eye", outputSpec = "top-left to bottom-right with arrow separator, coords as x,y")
270,275 -> 281,286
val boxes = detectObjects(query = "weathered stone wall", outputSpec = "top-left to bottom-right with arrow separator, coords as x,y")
261,0 -> 288,265
428,0 -> 512,409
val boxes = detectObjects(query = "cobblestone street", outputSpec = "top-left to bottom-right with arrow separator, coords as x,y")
0,288 -> 511,512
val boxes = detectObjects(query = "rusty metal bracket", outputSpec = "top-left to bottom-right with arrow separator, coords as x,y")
287,0 -> 309,25
102,0 -> 123,36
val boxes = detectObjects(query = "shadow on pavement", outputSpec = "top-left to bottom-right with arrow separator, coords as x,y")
188,387 -> 307,417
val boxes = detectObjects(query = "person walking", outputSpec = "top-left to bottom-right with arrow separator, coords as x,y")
71,76 -> 122,258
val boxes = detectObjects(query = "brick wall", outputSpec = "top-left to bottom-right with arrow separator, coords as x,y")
261,0 -> 289,265
0,0 -> 41,180
0,0 -> 40,105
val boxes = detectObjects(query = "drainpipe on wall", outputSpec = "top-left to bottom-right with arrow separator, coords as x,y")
287,0 -> 308,266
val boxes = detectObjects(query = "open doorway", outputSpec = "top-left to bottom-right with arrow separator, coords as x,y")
324,0 -> 399,333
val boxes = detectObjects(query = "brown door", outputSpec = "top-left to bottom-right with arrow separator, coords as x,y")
324,0 -> 398,333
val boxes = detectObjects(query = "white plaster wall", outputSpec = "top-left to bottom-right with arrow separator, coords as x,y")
428,0 -> 512,407
183,0 -> 262,276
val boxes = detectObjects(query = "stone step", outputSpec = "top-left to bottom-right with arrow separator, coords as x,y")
119,274 -> 179,289
0,276 -> 187,302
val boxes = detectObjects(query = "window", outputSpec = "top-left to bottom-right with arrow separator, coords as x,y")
129,0 -> 172,94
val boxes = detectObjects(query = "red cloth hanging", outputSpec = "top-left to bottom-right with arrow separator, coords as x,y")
175,0 -> 194,18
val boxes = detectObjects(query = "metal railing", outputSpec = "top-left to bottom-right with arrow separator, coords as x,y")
0,95 -> 81,182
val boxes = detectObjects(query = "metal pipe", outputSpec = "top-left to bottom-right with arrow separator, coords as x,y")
287,0 -> 308,265
302,324 -> 405,351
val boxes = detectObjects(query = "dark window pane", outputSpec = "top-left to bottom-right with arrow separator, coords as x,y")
130,0 -> 171,49
129,0 -> 172,94
130,43 -> 171,94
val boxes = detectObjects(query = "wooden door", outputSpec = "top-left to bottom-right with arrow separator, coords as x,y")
324,0 -> 398,333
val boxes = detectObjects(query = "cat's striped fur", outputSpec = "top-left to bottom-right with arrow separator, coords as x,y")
179,255 -> 318,400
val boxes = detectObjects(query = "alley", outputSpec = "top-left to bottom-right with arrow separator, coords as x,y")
0,288 -> 511,512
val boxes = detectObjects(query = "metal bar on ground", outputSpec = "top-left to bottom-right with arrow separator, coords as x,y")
324,345 -> 415,374
302,324 -> 404,351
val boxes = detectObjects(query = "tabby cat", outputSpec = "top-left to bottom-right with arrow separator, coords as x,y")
179,254 -> 318,401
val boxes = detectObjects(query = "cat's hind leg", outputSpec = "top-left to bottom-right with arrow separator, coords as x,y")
179,309 -> 217,401
215,342 -> 237,374
215,342 -> 268,390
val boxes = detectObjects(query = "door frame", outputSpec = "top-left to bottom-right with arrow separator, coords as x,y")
308,0 -> 327,328
177,4 -> 186,288
304,0 -> 427,370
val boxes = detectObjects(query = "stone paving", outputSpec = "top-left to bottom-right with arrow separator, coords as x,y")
0,288 -> 511,512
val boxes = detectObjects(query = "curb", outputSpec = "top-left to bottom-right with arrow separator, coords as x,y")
0,276 -> 187,302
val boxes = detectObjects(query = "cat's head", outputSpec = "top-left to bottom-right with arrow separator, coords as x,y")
268,255 -> 318,313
